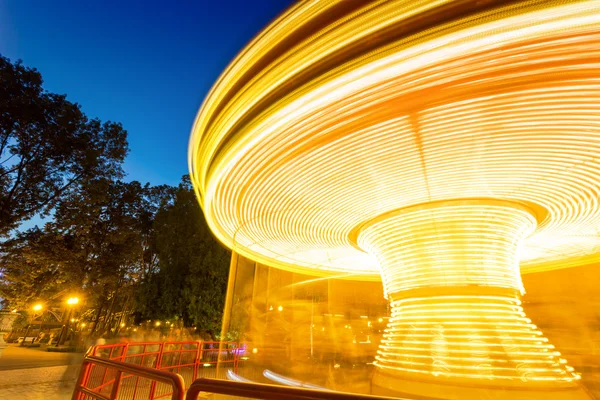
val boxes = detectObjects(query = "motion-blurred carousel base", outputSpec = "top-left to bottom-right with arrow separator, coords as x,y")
372,371 -> 593,400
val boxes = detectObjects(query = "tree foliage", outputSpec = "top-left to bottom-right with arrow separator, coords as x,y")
0,56 -> 231,337
0,228 -> 65,308
134,177 -> 230,337
0,55 -> 128,236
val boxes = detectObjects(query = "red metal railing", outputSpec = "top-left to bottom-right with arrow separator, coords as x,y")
72,355 -> 185,400
79,340 -> 239,399
74,342 -> 439,400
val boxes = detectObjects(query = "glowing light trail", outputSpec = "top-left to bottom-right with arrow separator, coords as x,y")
190,0 -> 597,397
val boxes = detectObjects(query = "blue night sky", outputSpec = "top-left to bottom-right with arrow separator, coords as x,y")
0,0 -> 293,187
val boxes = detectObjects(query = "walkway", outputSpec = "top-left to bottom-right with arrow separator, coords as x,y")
0,344 -> 83,399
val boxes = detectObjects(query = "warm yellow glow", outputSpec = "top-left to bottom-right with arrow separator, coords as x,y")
277,305 -> 283,312
120,323 -> 125,328
188,0 -> 598,395
80,323 -> 86,328
32,304 -> 43,311
358,201 -> 535,297
70,318 -> 75,323
67,297 -> 79,305
155,321 -> 161,327
190,0 -> 600,278
357,201 -> 578,384
378,294 -> 579,385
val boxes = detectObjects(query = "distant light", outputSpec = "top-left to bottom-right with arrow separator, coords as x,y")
120,323 -> 125,328
80,323 -> 86,328
203,363 -> 212,367
378,318 -> 383,323
33,304 -> 43,311
70,318 -> 75,322
155,321 -> 161,327
269,305 -> 273,311
11,309 -> 17,313
252,348 -> 258,354
277,305 -> 283,312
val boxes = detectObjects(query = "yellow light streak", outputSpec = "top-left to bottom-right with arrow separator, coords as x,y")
189,0 -> 597,393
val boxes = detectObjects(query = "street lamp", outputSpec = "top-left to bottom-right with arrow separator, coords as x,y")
56,296 -> 80,347
21,303 -> 44,347
67,297 -> 79,305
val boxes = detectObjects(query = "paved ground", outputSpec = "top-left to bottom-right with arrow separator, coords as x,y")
0,344 -> 83,399
0,343 -> 83,370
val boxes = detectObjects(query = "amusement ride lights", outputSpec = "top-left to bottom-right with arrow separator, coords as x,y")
189,0 -> 599,397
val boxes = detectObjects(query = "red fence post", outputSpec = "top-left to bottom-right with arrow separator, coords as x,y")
109,370 -> 122,399
122,342 -> 130,362
193,341 -> 202,381
149,342 -> 164,399
71,358 -> 89,400
81,347 -> 95,397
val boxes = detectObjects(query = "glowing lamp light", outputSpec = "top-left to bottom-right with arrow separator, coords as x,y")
155,321 -> 161,327
189,0 -> 598,398
252,348 -> 258,354
67,297 -> 79,305
120,323 -> 125,328
32,304 -> 43,311
277,305 -> 283,312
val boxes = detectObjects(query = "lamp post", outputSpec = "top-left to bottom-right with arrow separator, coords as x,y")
20,303 -> 43,347
55,297 -> 79,347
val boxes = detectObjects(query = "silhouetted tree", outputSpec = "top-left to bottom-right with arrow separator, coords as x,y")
0,55 -> 128,236
134,176 -> 230,337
